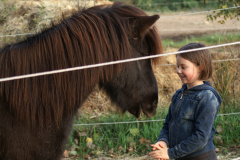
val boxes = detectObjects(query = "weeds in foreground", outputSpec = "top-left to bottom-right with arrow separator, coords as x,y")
65,102 -> 240,159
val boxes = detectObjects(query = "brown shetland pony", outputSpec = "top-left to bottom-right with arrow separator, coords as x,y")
0,2 -> 163,160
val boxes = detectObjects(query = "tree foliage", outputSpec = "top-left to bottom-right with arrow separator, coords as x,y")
109,0 -> 220,11
207,0 -> 240,23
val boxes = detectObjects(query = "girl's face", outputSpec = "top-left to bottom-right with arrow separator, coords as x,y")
176,55 -> 203,89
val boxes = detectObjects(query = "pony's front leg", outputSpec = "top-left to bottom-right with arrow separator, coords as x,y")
0,101 -> 74,160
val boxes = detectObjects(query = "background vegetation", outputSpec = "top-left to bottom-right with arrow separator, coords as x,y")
110,0 -> 223,12
207,0 -> 240,24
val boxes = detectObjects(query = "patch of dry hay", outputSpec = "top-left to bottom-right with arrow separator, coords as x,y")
0,0 -> 112,43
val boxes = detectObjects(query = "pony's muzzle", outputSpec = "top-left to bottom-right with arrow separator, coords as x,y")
141,99 -> 158,118
152,99 -> 158,108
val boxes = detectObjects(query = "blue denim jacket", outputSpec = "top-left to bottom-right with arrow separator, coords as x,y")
157,81 -> 222,160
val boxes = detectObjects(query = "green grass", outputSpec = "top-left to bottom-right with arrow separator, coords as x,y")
215,114 -> 240,146
214,102 -> 240,151
67,106 -> 169,158
162,32 -> 240,49
66,102 -> 240,159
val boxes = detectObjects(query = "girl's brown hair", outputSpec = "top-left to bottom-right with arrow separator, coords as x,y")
177,43 -> 212,80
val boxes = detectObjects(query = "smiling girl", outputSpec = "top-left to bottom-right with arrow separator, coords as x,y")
149,43 -> 222,160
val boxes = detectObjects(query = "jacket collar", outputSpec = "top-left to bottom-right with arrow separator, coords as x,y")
181,81 -> 222,104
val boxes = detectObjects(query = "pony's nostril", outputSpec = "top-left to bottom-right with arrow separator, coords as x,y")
152,100 -> 158,107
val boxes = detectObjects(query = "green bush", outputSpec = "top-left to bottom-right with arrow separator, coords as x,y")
110,0 -> 222,11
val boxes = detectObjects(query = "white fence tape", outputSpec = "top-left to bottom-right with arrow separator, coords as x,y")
0,41 -> 240,82
73,112 -> 240,126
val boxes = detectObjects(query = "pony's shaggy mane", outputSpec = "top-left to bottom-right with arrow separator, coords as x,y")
0,2 -> 162,127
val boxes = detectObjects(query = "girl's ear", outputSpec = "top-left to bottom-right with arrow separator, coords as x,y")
198,66 -> 204,72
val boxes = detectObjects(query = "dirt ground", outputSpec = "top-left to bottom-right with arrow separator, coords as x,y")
64,151 -> 240,160
153,12 -> 240,40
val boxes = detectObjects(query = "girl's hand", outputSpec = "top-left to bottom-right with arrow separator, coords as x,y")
149,147 -> 169,160
152,141 -> 167,151
149,141 -> 168,160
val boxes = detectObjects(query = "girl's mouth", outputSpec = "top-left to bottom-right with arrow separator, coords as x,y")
179,75 -> 185,79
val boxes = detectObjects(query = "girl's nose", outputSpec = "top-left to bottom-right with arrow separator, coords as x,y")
177,67 -> 181,74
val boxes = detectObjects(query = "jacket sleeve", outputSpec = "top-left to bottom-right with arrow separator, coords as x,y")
168,92 -> 220,159
156,90 -> 180,146
156,105 -> 172,146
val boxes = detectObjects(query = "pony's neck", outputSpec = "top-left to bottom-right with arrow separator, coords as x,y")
0,6 -> 132,127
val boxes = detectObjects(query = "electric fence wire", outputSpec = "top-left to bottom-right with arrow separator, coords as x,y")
0,41 -> 240,83
159,27 -> 240,32
1,27 -> 239,38
73,112 -> 240,126
161,6 -> 240,18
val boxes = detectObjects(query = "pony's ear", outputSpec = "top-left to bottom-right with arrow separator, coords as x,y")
132,14 -> 160,38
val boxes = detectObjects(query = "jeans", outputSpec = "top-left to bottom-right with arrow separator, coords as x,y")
176,149 -> 217,160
